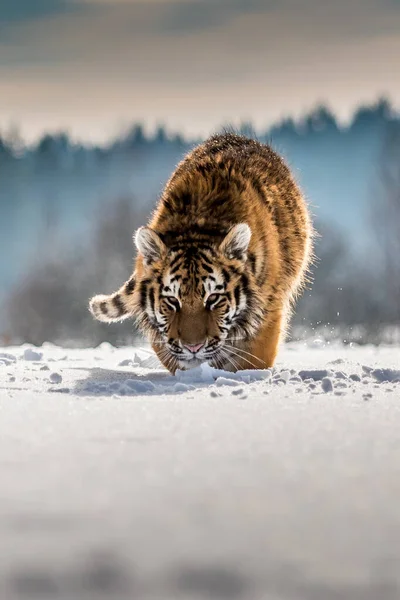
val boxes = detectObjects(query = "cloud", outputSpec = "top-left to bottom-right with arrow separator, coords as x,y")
0,0 -> 79,25
2,0 -> 400,70
0,0 -> 399,143
0,0 -> 278,35
158,0 -> 277,34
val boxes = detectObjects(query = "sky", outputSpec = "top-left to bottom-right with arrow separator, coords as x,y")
0,0 -> 399,143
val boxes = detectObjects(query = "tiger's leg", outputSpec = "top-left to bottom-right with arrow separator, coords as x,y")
245,312 -> 284,370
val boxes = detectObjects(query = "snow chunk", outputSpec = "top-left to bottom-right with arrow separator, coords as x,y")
235,369 -> 272,382
0,352 -> 16,366
280,370 -> 291,382
176,364 -> 216,384
49,372 -> 62,384
321,377 -> 334,393
124,379 -> 156,394
23,348 -> 43,361
118,359 -> 138,367
231,388 -> 245,396
335,371 -> 347,380
1,352 -> 17,361
171,382 -> 196,393
371,368 -> 400,383
116,350 -> 161,369
349,374 -> 361,382
215,377 -> 241,387
299,369 -> 331,381
328,358 -> 345,365
335,381 -> 348,389
97,341 -> 115,351
175,365 -> 272,386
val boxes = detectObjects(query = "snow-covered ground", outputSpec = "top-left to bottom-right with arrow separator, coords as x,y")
0,340 -> 400,599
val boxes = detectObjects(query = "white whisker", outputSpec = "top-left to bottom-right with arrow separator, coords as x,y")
223,346 -> 259,370
225,345 -> 267,367
219,349 -> 240,372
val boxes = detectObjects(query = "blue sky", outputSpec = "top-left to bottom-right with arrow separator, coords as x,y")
0,0 -> 399,142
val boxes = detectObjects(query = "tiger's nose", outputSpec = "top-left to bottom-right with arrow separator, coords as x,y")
183,342 -> 205,354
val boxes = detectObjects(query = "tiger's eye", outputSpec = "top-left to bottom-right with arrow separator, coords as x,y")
164,296 -> 180,310
206,293 -> 223,310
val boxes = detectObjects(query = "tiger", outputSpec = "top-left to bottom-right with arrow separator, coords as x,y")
89,133 -> 313,374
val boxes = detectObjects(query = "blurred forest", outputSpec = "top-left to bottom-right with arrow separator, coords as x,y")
0,99 -> 399,346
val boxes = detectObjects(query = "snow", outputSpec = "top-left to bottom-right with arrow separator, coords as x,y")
371,368 -> 400,383
0,340 -> 400,599
22,348 -> 43,361
49,372 -> 63,384
321,376 -> 334,393
298,369 -> 331,380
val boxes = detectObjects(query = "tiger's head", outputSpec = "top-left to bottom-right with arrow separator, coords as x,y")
133,223 -> 264,371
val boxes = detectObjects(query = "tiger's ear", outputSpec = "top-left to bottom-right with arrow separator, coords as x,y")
134,227 -> 166,263
220,223 -> 251,260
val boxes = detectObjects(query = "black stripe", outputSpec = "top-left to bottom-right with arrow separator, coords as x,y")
180,192 -> 191,206
228,265 -> 242,276
112,294 -> 125,316
233,314 -> 249,330
202,262 -> 214,274
165,297 -> 180,312
197,251 -> 214,265
170,262 -> 183,274
169,242 -> 215,252
248,252 -> 257,274
100,301 -> 108,315
241,273 -> 250,294
230,248 -> 243,261
197,163 -> 212,176
162,199 -> 174,213
169,253 -> 184,269
149,287 -> 155,314
234,286 -> 241,307
221,268 -> 231,283
139,282 -> 148,310
251,175 -> 268,205
125,277 -> 136,294
165,225 -> 225,239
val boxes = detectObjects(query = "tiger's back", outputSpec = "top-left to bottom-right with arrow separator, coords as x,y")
90,133 -> 313,373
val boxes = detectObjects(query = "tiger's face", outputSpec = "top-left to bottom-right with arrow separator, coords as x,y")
134,224 -> 264,371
